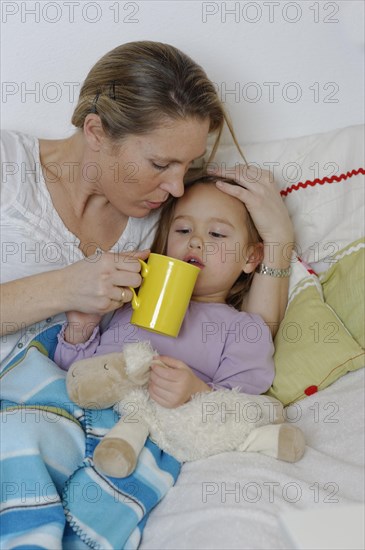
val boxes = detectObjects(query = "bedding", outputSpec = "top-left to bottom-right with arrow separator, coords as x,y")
1,124 -> 364,549
141,367 -> 365,549
0,326 -> 180,549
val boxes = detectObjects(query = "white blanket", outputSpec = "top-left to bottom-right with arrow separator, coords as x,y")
141,368 -> 365,549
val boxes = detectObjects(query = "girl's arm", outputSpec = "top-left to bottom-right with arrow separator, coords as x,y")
242,242 -> 292,336
63,311 -> 103,345
54,308 -> 131,371
148,319 -> 274,406
211,314 -> 275,394
212,166 -> 293,336
54,322 -> 102,371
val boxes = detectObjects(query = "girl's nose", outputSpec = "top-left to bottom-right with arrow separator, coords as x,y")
188,236 -> 203,250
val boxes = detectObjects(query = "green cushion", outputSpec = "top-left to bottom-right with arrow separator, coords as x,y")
320,238 -> 364,349
267,248 -> 364,405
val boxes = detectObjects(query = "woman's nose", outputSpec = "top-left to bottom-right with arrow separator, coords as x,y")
161,178 -> 185,198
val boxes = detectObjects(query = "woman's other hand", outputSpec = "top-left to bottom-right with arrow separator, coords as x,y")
212,164 -> 294,246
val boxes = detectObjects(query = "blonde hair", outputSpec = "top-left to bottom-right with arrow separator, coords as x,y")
151,175 -> 262,310
72,41 -> 248,165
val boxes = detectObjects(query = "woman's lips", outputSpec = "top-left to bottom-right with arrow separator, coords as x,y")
145,200 -> 164,209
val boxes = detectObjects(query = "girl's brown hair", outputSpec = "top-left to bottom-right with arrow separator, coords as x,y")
151,175 -> 262,311
71,41 -> 248,165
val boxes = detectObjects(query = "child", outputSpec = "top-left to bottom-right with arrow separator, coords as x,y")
55,175 -> 275,408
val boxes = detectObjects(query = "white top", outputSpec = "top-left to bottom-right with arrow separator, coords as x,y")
0,130 -> 160,363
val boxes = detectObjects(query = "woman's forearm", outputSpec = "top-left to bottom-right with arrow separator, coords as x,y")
243,241 -> 293,337
1,251 -> 149,338
0,270 -> 65,336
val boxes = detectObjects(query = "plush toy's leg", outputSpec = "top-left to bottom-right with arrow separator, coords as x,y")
238,424 -> 305,463
93,416 -> 149,478
261,396 -> 285,424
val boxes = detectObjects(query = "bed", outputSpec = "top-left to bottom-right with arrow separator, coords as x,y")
1,118 -> 364,549
142,368 -> 365,549
140,123 -> 365,549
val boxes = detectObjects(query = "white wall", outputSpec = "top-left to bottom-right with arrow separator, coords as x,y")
1,0 -> 364,144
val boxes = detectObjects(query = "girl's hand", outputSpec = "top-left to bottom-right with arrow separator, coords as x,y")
148,355 -> 211,408
66,311 -> 102,326
210,165 -> 294,245
61,249 -> 150,316
64,311 -> 102,344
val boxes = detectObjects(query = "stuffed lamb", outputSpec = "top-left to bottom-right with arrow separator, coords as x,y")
66,342 -> 305,478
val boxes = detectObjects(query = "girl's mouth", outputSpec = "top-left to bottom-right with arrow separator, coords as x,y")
183,254 -> 205,269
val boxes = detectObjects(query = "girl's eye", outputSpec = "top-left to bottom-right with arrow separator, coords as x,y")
210,231 -> 226,238
175,229 -> 190,234
152,162 -> 169,171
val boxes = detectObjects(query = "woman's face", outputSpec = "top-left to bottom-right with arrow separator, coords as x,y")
95,117 -> 210,218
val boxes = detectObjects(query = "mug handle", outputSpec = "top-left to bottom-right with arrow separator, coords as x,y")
129,259 -> 149,310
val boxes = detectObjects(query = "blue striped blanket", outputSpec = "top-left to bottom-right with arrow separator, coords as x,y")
0,323 -> 181,549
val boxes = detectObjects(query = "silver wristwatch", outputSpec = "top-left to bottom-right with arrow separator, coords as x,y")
255,263 -> 292,278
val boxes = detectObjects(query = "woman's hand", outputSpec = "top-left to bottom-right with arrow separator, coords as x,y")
61,249 -> 150,316
211,164 -> 294,246
148,355 -> 211,408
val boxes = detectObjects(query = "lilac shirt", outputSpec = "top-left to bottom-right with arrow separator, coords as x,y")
55,302 -> 275,394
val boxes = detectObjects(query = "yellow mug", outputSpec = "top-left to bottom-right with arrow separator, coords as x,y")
129,253 -> 200,337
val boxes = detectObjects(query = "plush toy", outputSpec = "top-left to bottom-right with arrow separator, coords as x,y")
66,342 -> 305,478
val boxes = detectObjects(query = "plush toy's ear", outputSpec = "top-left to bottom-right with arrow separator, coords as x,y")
123,341 -> 157,386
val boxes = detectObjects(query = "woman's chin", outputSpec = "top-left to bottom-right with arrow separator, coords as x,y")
130,201 -> 164,216
128,204 -> 159,217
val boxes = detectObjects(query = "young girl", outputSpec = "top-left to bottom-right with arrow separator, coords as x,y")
55,175 -> 275,408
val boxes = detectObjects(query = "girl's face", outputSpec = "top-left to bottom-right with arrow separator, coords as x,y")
166,183 -> 260,303
89,117 -> 209,218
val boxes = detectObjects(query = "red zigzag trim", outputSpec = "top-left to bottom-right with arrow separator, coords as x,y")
280,167 -> 365,197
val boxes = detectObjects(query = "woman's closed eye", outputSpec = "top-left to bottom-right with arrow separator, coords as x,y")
152,161 -> 169,171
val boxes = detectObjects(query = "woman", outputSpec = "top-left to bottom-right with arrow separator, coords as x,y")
1,40 -> 293,358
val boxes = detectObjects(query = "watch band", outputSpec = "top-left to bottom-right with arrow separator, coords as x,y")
255,263 -> 292,278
